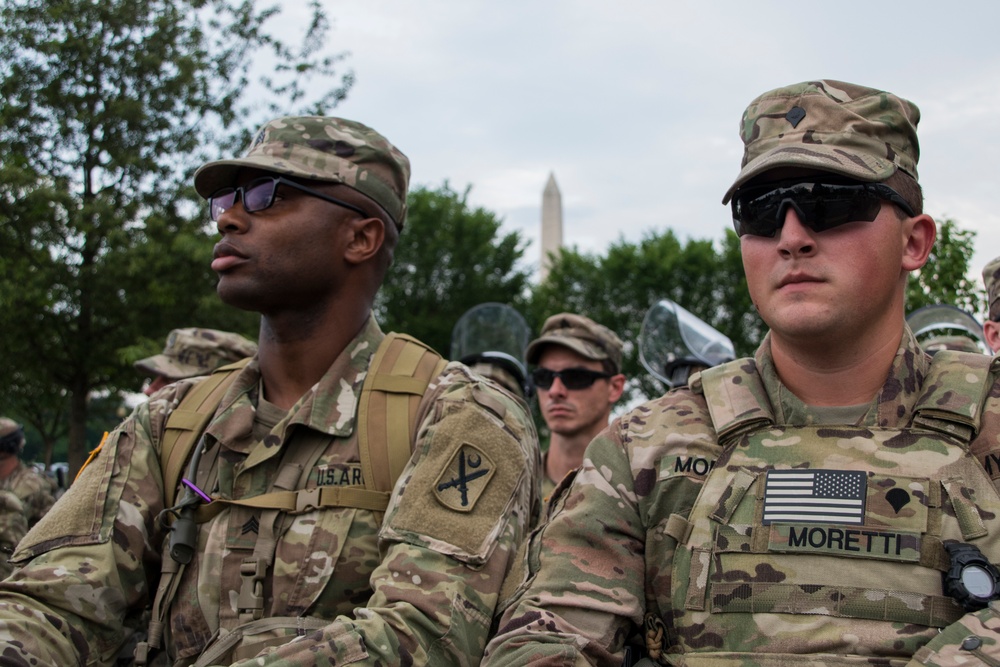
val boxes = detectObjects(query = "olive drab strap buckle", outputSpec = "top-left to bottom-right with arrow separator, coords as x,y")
238,557 -> 269,623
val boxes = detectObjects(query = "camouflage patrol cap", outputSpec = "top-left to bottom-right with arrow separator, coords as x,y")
0,419 -> 22,441
923,335 -> 984,355
526,313 -> 623,374
0,418 -> 24,455
134,328 -> 258,381
194,116 -> 410,228
983,255 -> 1000,321
722,80 -> 921,203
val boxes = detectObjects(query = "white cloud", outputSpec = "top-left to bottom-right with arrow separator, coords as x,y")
262,1 -> 1000,284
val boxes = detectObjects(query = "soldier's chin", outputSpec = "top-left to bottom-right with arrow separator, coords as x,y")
215,280 -> 260,313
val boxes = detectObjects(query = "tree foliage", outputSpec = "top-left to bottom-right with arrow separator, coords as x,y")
375,183 -> 533,356
0,0 -> 352,472
906,217 -> 984,317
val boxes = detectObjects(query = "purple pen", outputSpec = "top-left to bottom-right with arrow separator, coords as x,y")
181,478 -> 213,504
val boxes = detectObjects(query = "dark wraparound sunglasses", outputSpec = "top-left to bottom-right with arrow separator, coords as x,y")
208,176 -> 369,222
531,367 -> 612,390
731,181 -> 916,238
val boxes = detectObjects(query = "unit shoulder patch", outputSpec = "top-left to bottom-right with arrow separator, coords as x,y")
434,443 -> 495,512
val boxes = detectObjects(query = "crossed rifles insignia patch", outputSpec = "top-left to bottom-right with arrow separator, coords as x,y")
434,443 -> 495,512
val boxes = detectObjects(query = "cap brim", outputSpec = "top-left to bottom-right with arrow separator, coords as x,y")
133,355 -> 204,381
721,145 -> 897,204
193,155 -> 346,198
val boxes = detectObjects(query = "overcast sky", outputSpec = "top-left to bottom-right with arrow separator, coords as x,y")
276,1 -> 1000,311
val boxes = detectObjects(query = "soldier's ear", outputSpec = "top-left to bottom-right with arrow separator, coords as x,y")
901,213 -> 935,273
343,216 -> 385,266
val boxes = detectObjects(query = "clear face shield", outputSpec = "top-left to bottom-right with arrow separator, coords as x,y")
639,299 -> 736,389
905,304 -> 989,355
450,303 -> 531,397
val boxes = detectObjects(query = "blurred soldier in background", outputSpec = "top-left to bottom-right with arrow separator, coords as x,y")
906,303 -> 989,355
0,418 -> 54,579
134,327 -> 258,396
450,302 -> 532,399
983,255 -> 1000,353
525,313 -> 625,499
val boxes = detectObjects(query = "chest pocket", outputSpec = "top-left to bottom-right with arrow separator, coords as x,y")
677,425 -> 1000,628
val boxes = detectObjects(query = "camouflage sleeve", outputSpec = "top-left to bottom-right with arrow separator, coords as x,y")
226,370 -> 541,667
0,491 -> 26,581
0,404 -> 165,665
482,416 -> 646,666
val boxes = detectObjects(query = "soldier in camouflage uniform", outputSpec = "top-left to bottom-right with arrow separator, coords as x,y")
0,419 -> 44,579
982,256 -> 1000,353
484,80 -> 1000,667
526,314 -> 625,501
0,116 -> 540,666
135,328 -> 258,396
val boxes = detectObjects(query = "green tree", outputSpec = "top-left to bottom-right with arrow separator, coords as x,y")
0,0 -> 352,473
375,183 -> 533,356
530,229 -> 763,403
906,217 -> 984,316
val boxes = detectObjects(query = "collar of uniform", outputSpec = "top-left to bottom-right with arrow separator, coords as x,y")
243,315 -> 385,472
286,314 -> 385,437
204,315 -> 385,471
753,325 -> 930,427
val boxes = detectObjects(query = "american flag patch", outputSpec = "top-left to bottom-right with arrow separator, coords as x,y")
762,469 -> 866,526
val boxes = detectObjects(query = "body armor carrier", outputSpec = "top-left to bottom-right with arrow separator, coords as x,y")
657,351 -> 1000,666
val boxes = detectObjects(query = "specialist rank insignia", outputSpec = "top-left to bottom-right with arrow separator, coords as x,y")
434,443 -> 495,512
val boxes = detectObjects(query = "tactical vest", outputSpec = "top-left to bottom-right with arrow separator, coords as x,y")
136,333 -> 447,667
654,350 -> 1000,667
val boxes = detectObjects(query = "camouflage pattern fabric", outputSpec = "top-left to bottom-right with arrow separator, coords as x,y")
983,255 -> 1000,323
0,491 -> 26,580
134,328 -> 258,381
483,327 -> 1000,666
0,461 -> 55,530
0,316 -> 541,666
0,462 -> 54,581
722,80 -> 921,204
194,116 -> 411,228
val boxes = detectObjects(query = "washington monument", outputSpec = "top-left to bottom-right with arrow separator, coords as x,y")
540,172 -> 563,282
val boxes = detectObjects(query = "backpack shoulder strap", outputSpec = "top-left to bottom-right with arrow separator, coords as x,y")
161,358 -> 250,508
357,332 -> 448,497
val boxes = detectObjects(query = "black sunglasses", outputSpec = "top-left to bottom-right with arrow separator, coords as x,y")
208,176 -> 369,222
531,367 -> 612,391
731,180 -> 916,238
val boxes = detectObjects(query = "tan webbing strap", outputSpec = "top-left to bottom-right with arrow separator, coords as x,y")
161,359 -> 251,508
194,486 -> 392,522
135,550 -> 189,664
235,431 -> 331,627
357,333 -> 446,498
193,617 -> 331,667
